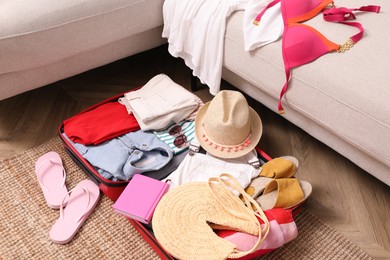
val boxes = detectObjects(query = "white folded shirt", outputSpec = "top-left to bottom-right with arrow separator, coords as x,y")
120,74 -> 199,131
164,150 -> 260,190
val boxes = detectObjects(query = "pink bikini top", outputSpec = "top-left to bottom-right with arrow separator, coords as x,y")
254,0 -> 380,113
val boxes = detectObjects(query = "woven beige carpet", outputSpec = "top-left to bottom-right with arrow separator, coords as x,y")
0,137 -> 372,260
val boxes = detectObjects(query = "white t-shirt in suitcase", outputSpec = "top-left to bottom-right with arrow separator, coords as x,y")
163,150 -> 260,190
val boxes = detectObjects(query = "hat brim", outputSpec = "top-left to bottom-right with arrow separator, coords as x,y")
195,102 -> 263,159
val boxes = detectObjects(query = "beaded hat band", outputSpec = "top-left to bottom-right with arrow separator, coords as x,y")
200,122 -> 252,153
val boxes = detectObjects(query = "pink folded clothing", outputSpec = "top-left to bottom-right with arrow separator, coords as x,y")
64,102 -> 140,145
215,208 -> 298,258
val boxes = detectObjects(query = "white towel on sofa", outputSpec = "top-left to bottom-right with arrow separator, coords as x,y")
162,0 -> 249,96
243,0 -> 283,51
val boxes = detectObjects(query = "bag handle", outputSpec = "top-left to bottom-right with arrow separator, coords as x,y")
207,173 -> 270,258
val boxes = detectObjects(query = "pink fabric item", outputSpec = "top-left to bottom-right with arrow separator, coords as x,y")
252,0 -> 380,113
283,25 -> 333,69
63,102 -> 140,145
216,208 -> 298,256
35,151 -> 68,209
283,0 -> 324,19
49,179 -> 100,244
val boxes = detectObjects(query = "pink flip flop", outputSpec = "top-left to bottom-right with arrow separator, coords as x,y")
35,151 -> 68,209
49,179 -> 100,244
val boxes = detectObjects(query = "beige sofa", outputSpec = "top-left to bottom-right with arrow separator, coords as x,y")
1,0 -> 389,187
221,0 -> 389,186
0,0 -> 165,100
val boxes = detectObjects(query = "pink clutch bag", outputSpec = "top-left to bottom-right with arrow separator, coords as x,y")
113,174 -> 170,224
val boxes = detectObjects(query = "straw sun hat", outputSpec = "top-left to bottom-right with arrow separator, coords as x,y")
195,90 -> 262,159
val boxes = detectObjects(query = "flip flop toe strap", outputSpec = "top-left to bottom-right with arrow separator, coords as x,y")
264,179 -> 304,209
36,159 -> 66,192
59,186 -> 91,223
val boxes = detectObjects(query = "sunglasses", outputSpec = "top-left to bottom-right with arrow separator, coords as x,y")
168,124 -> 188,148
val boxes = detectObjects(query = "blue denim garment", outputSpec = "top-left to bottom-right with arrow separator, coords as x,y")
63,130 -> 173,180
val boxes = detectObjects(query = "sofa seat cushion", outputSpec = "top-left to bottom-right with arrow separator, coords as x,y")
222,1 -> 389,185
0,0 -> 164,75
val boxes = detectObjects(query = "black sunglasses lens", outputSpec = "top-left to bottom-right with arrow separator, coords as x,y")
169,125 -> 182,135
173,134 -> 187,147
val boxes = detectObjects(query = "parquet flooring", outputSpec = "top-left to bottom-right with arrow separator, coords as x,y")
0,45 -> 389,259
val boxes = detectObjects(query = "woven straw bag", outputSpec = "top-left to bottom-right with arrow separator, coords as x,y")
152,173 -> 270,260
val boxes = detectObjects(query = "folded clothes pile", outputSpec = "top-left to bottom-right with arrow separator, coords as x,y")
62,74 -> 203,181
119,73 -> 201,131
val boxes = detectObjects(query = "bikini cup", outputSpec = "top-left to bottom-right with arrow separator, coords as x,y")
254,0 -> 381,113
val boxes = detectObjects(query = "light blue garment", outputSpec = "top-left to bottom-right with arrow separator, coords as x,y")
64,130 -> 173,181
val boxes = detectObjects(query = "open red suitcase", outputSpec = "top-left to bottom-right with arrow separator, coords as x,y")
59,91 -> 135,201
58,88 -> 295,259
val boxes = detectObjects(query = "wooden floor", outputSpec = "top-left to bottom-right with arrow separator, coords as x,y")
1,45 -> 389,259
